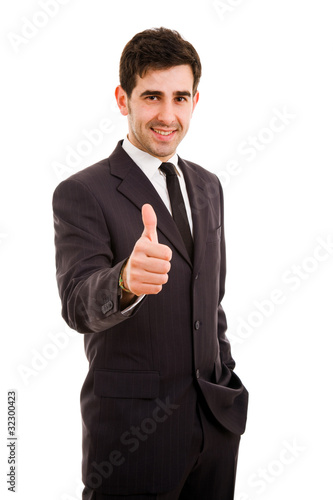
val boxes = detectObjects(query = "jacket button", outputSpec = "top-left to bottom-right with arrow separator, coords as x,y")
101,300 -> 114,314
194,320 -> 200,330
196,369 -> 200,379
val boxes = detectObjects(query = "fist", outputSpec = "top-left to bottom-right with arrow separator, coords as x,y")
122,204 -> 172,296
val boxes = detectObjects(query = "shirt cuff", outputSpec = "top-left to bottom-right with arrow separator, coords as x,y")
121,294 -> 146,316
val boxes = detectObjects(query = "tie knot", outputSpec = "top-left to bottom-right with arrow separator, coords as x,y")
159,162 -> 177,177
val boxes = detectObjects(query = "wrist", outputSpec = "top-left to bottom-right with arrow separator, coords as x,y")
119,260 -> 132,294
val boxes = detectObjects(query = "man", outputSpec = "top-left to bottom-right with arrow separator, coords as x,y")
53,27 -> 248,500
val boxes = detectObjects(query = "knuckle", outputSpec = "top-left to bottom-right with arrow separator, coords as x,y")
162,274 -> 168,284
162,262 -> 170,274
165,247 -> 172,261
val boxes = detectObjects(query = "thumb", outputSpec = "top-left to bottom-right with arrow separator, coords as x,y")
141,204 -> 158,243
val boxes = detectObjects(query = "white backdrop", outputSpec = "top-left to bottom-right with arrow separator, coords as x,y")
1,1 -> 332,499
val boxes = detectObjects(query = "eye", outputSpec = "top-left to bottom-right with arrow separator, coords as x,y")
175,97 -> 187,103
145,96 -> 159,101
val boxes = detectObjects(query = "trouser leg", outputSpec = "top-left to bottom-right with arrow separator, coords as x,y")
178,403 -> 241,500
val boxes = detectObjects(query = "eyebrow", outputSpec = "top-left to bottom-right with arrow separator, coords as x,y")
140,90 -> 192,98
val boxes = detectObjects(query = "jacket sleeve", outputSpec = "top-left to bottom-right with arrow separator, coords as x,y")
217,178 -> 236,371
52,177 -> 146,334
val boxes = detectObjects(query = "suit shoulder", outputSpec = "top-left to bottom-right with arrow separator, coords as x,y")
53,157 -> 110,197
62,157 -> 109,185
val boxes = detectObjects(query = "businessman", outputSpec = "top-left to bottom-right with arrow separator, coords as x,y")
53,27 -> 248,500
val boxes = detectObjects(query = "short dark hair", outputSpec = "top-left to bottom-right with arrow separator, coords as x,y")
119,27 -> 202,98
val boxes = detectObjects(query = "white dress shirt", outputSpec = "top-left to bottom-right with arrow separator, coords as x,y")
121,136 -> 193,314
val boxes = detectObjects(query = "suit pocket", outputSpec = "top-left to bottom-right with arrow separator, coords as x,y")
93,369 -> 160,399
206,224 -> 222,242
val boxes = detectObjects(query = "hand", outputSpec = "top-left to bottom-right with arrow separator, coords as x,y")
122,204 -> 172,296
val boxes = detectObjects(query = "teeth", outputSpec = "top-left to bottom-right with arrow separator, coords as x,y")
153,129 -> 174,136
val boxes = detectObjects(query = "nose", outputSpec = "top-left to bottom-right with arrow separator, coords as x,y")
156,101 -> 176,126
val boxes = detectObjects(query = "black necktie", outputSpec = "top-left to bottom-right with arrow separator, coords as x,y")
159,162 -> 193,261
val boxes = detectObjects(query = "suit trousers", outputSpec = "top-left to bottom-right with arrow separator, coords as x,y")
82,396 -> 241,500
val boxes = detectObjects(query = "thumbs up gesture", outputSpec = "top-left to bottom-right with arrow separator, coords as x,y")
121,204 -> 172,296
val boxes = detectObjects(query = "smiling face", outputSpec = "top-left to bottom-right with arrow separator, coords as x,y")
115,65 -> 199,162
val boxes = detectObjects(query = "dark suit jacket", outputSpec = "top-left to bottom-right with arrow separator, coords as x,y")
53,140 -> 248,495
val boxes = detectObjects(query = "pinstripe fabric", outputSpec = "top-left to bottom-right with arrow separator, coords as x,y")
53,140 -> 248,496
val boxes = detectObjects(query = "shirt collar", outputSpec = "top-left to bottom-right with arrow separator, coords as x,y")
122,136 -> 180,181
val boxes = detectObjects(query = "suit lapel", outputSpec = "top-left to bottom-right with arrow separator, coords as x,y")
178,157 -> 209,275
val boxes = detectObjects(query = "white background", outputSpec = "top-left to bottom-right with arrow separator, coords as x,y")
1,1 -> 332,499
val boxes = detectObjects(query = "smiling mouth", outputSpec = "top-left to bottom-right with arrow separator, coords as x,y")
151,128 -> 176,136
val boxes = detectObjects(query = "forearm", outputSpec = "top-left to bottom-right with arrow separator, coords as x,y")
62,259 -> 139,333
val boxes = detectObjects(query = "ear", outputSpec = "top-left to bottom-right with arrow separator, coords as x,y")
115,85 -> 129,116
192,90 -> 199,113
